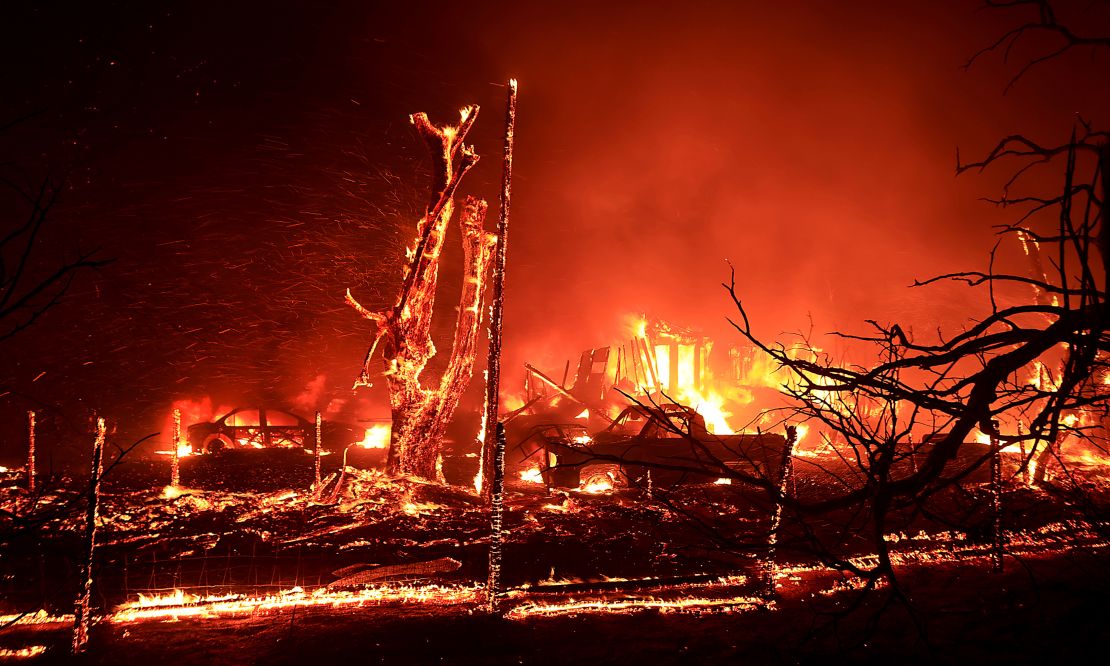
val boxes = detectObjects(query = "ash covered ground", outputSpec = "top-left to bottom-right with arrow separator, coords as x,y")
3,448 -> 1110,664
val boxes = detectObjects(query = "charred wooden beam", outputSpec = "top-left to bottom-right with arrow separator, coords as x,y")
481,79 -> 518,501
487,422 -> 508,612
763,425 -> 798,599
25,410 -> 35,493
990,425 -> 1005,573
314,411 -> 322,493
170,408 -> 181,488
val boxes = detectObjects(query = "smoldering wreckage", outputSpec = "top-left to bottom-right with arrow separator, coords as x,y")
3,81 -> 1110,664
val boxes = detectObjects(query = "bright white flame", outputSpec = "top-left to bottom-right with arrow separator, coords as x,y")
714,478 -> 732,485
582,478 -> 613,494
357,424 -> 391,449
519,467 -> 544,484
110,585 -> 481,624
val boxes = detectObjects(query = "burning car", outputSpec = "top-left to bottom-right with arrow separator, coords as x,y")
532,404 -> 789,490
187,407 -> 363,453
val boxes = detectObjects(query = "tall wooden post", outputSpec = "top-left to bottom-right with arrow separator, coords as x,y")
72,417 -> 105,654
486,78 -> 517,612
480,78 -> 518,499
26,410 -> 36,493
170,408 -> 181,487
1017,421 -> 1029,485
314,411 -> 323,491
764,425 -> 798,599
990,423 -> 1004,573
487,422 -> 508,611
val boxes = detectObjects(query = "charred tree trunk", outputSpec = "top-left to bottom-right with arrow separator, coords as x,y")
72,417 -> 104,654
348,107 -> 496,480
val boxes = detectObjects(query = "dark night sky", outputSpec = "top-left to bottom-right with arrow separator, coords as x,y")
0,1 -> 1107,459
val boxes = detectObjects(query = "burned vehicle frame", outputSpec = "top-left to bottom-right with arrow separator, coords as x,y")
187,407 -> 363,454
521,403 -> 790,491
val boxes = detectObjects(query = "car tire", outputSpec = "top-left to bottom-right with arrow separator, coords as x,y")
204,434 -> 234,454
580,464 -> 625,491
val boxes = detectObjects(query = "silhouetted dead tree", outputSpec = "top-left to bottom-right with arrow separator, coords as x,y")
558,2 -> 1109,633
966,0 -> 1110,93
0,171 -> 110,342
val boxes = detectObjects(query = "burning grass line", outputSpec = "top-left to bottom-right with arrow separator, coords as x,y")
504,595 -> 768,619
0,611 -> 73,627
108,584 -> 483,624
518,574 -> 748,595
0,645 -> 47,659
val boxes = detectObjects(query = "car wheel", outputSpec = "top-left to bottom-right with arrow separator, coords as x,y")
204,434 -> 233,454
580,464 -> 624,492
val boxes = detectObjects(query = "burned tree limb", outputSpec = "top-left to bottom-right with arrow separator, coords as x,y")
0,175 -> 110,343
